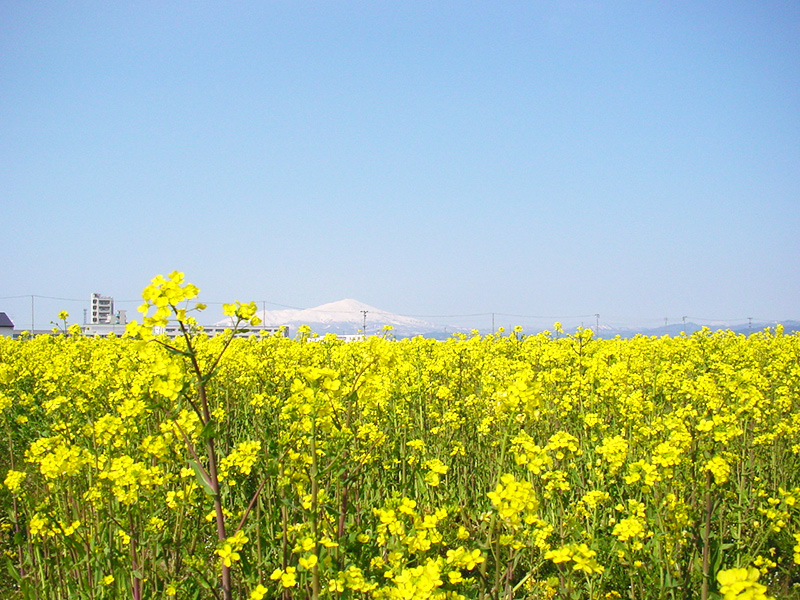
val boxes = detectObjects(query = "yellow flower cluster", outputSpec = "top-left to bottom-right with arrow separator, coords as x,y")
487,473 -> 539,527
544,542 -> 605,575
218,440 -> 261,484
128,270 -> 201,337
716,567 -> 774,600
217,530 -> 249,567
510,431 -> 551,474
3,470 -> 26,495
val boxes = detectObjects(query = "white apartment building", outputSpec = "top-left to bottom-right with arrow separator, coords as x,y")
90,293 -> 116,324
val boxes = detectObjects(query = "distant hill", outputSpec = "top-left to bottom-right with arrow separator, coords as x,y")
595,320 -> 800,339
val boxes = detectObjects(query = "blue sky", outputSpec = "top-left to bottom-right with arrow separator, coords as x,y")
2,1 -> 798,332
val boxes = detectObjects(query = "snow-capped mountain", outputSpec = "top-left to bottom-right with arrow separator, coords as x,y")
216,299 -> 444,338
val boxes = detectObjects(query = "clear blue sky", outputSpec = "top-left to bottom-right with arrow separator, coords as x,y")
2,1 -> 798,332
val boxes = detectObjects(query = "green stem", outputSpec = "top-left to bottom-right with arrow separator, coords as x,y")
701,470 -> 714,600
310,408 -> 321,600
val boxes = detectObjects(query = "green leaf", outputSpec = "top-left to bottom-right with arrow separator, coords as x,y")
5,557 -> 21,583
189,459 -> 215,498
199,419 -> 217,442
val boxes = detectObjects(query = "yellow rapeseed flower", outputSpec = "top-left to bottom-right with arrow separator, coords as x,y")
3,470 -> 26,494
716,567 -> 774,600
270,566 -> 297,588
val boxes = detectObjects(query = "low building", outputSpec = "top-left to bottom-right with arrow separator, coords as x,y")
81,323 -> 130,336
0,313 -> 14,337
154,324 -> 288,339
81,323 -> 288,338
309,333 -> 365,342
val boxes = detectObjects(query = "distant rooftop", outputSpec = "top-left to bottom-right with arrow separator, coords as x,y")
0,312 -> 14,328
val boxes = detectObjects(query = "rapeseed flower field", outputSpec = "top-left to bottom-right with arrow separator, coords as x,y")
1,273 -> 799,599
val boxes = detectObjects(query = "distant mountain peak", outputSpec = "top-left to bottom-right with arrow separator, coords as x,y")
215,299 -> 443,337
305,298 -> 383,316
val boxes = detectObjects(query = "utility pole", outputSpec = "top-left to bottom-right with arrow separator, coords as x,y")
491,313 -> 495,332
31,295 -> 34,331
595,313 -> 599,333
361,310 -> 368,337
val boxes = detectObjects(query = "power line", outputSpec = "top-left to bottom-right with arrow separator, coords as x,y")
401,312 -> 492,318
0,294 -> 86,302
684,315 -> 751,323
492,312 -> 596,319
